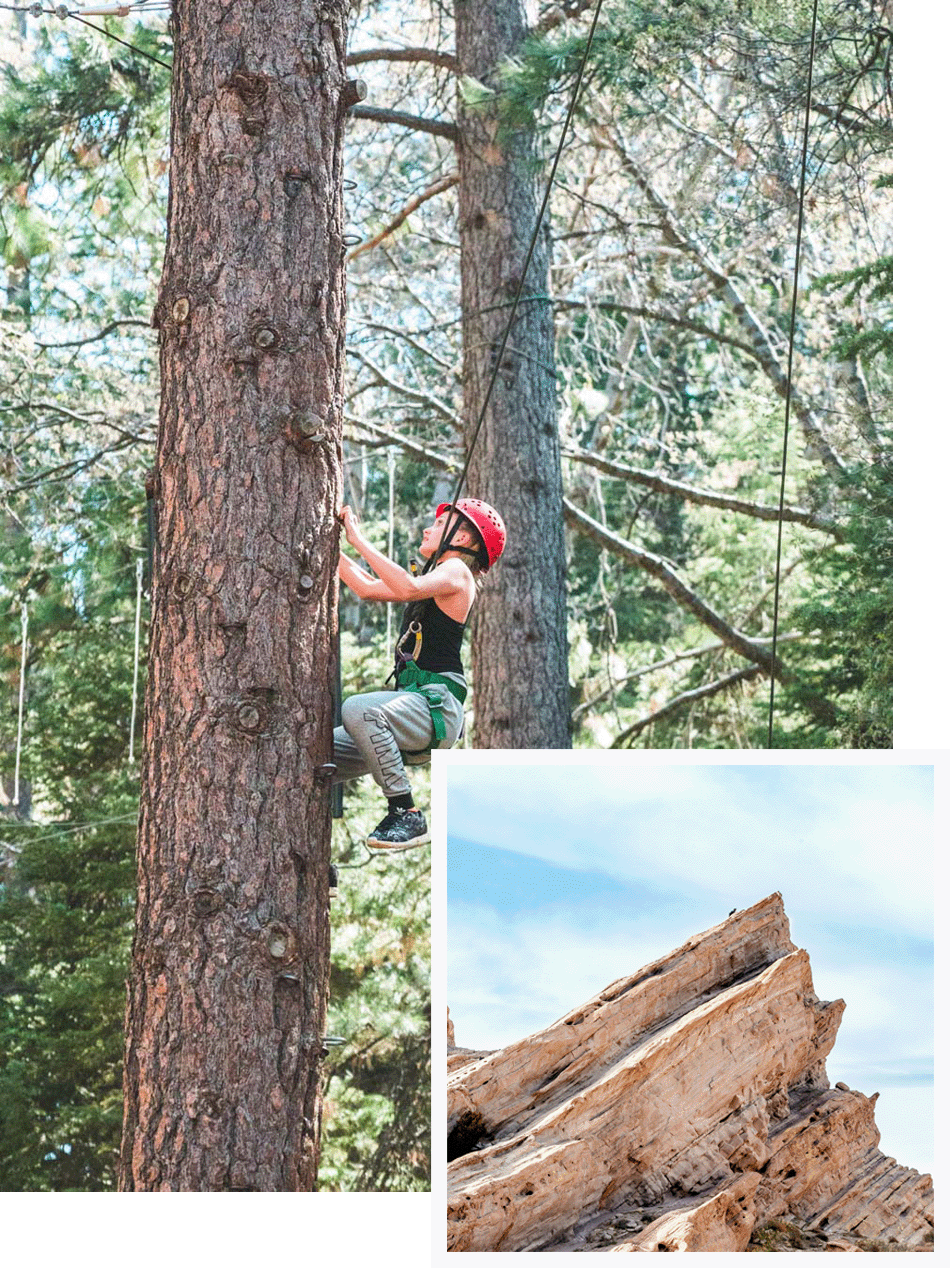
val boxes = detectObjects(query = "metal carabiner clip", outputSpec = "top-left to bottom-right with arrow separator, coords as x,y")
397,620 -> 422,663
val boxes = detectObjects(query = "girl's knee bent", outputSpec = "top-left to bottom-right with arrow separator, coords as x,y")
340,692 -> 376,733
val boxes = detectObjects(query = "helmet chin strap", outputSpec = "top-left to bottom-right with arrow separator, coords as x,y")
421,515 -> 470,574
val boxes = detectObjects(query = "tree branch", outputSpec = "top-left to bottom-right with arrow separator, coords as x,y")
562,447 -> 842,537
563,496 -> 780,674
343,415 -> 455,472
34,318 -> 153,350
1,400 -> 153,449
573,632 -> 807,724
534,0 -> 594,36
610,666 -> 766,747
4,435 -> 141,494
605,130 -> 847,477
352,320 -> 456,372
346,47 -> 460,73
346,349 -> 460,426
348,105 -> 458,142
554,296 -> 760,360
348,174 -> 459,262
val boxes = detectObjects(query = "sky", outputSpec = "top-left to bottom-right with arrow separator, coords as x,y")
445,757 -> 934,1176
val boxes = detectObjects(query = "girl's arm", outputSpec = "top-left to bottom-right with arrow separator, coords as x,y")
338,552 -> 391,600
339,505 -> 468,603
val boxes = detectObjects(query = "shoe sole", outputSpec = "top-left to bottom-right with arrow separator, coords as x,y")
365,832 -> 431,853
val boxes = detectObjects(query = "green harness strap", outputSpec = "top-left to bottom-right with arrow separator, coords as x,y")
396,659 -> 467,745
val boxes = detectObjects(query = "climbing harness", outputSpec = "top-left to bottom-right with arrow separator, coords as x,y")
381,617 -> 422,689
767,0 -> 820,748
395,657 -> 467,746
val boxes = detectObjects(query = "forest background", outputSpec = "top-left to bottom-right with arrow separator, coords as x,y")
1,0 -> 890,1190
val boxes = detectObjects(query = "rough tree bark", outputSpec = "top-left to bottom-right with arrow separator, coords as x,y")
455,0 -> 572,748
119,0 -> 349,1191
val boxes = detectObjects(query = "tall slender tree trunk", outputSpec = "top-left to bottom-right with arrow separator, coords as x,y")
119,0 -> 349,1191
455,0 -> 572,748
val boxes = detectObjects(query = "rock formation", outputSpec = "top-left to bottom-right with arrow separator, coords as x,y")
447,895 -> 933,1252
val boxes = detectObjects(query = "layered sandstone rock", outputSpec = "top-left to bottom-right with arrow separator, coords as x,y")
447,895 -> 933,1253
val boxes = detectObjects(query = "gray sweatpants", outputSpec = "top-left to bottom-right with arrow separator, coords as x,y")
332,674 -> 465,798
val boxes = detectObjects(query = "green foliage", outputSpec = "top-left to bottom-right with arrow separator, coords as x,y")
757,455 -> 892,748
0,25 -> 170,189
749,1219 -> 808,1251
0,817 -> 134,1190
810,257 -> 893,364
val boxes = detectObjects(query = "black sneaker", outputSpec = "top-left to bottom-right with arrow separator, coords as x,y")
366,807 -> 429,851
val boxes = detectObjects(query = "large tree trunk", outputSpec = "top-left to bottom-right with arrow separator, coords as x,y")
119,0 -> 348,1191
455,0 -> 572,748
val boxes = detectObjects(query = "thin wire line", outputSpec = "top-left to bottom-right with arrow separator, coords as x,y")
428,0 -> 606,568
767,0 -> 820,748
2,4 -> 173,69
13,603 -> 28,808
2,812 -> 139,854
69,12 -> 172,69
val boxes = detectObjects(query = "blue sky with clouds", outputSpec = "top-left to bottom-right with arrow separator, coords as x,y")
446,758 -> 934,1175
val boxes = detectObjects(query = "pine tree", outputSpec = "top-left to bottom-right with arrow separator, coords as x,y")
118,0 -> 350,1190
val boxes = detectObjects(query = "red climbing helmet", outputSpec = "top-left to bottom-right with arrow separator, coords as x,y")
436,498 -> 507,568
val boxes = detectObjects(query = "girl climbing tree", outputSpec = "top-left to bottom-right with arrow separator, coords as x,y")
336,499 -> 505,848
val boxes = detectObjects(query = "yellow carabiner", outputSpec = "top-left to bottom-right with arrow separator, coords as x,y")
396,619 -> 423,663
408,620 -> 422,662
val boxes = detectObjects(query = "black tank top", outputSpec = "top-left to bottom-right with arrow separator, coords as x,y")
398,599 -> 467,676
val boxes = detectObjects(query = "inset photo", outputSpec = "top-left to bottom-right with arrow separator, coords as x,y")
443,758 -> 934,1253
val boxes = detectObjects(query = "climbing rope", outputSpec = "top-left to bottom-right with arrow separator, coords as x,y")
766,0 -> 820,748
13,603 -> 28,809
386,446 -> 396,648
427,0 -> 606,568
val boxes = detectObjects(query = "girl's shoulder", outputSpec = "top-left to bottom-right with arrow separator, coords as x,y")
432,556 -> 473,584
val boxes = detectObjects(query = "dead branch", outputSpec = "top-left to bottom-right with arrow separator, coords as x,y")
610,666 -> 765,746
348,174 -> 459,262
4,435 -> 141,494
348,105 -> 458,142
34,318 -> 153,350
572,631 -> 807,724
346,47 -> 460,73
563,496 -> 780,674
343,416 -> 455,471
347,348 -> 460,426
562,447 -> 842,537
555,297 -> 760,360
